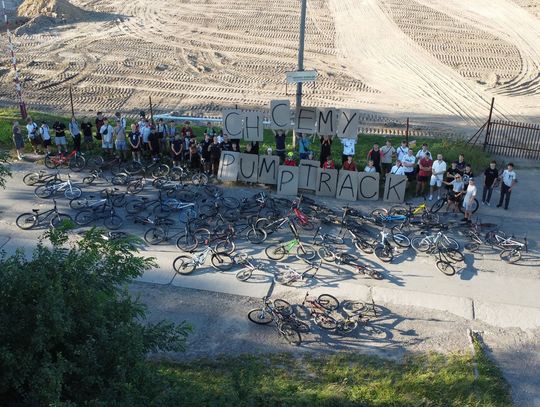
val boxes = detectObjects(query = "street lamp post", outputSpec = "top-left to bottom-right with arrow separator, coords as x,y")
293,0 -> 307,148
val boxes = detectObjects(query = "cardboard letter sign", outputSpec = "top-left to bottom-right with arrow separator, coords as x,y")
337,109 -> 360,139
257,155 -> 279,184
384,174 -> 407,203
270,100 -> 291,130
317,107 -> 339,135
358,172 -> 380,201
238,153 -> 259,183
295,107 -> 317,134
217,151 -> 240,182
336,170 -> 358,201
298,160 -> 319,190
277,166 -> 299,196
316,168 -> 338,197
222,109 -> 242,138
242,111 -> 264,141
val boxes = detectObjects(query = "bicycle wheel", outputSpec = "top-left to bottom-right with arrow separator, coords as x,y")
86,156 -> 104,170
173,255 -> 197,275
125,199 -> 145,214
127,181 -> 144,195
50,213 -> 73,228
64,186 -> 82,200
247,308 -> 273,325
465,242 -> 480,252
436,260 -> 456,276
274,299 -> 293,316
246,227 -> 267,244
111,173 -> 128,185
485,230 -> 506,246
437,236 -> 460,251
23,173 -> 41,186
265,244 -> 286,260
75,209 -> 95,226
296,244 -> 317,261
151,164 -> 170,179
274,272 -> 294,285
69,155 -> 86,172
354,238 -> 374,254
317,246 -> 335,262
103,214 -> 123,230
337,320 -> 358,335
500,249 -> 521,264
222,196 -> 240,209
211,252 -> 234,271
215,239 -> 235,255
112,194 -> 127,208
411,236 -> 431,252
193,228 -> 211,246
82,176 -> 95,185
388,205 -> 408,216
421,212 -> 439,224
192,172 -> 208,185
279,323 -> 302,346
392,223 -> 414,238
199,204 -> 217,219
178,207 -> 198,224
111,162 -> 126,177
16,213 -> 37,230
144,227 -> 166,244
364,267 -> 384,280
34,185 -> 53,199
430,198 -> 446,213
44,155 -> 57,169
175,232 -> 198,252
314,314 -> 338,330
342,300 -> 367,314
317,294 -> 339,310
374,244 -> 393,263
370,208 -> 387,219
392,233 -> 411,248
236,269 -> 252,281
299,220 -> 315,231
441,249 -> 464,263
124,160 -> 143,175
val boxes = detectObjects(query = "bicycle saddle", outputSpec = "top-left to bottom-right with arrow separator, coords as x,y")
32,209 -> 40,213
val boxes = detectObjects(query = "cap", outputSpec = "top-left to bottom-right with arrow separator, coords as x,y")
287,152 -> 294,158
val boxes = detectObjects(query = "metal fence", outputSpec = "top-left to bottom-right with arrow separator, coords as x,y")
484,120 -> 540,160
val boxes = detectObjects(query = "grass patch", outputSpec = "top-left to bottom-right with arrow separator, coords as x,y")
154,350 -> 513,406
0,108 -> 492,173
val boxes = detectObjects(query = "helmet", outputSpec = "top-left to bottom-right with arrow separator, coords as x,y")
287,152 -> 294,158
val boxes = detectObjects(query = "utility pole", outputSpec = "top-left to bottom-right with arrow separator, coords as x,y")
293,0 -> 307,148
2,0 -> 27,119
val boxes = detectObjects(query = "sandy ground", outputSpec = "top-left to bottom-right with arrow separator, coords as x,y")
2,0 -> 540,133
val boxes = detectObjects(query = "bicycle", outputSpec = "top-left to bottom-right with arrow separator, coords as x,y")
16,200 -> 72,230
44,150 -> 85,172
82,169 -> 111,185
373,226 -> 411,263
74,203 -> 123,230
34,174 -> 82,200
431,191 -> 479,214
411,228 -> 460,252
23,170 -> 63,186
247,297 -> 307,345
273,261 -> 321,285
172,245 -> 234,275
296,291 -> 340,330
265,234 -> 316,262
485,231 -> 528,263
124,157 -> 170,178
311,226 -> 344,246
86,154 -> 125,175
371,199 -> 439,225
320,251 -> 384,280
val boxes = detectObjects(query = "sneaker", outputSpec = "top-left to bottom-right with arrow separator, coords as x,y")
481,201 -> 486,205
460,218 -> 468,222
486,202 -> 490,206
496,204 -> 502,208
428,195 -> 433,201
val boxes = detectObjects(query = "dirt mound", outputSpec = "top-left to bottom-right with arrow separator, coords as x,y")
17,0 -> 87,21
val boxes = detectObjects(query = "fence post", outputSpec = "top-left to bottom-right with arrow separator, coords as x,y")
483,97 -> 495,151
405,118 -> 409,145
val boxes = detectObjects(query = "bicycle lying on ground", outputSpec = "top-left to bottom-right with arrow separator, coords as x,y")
16,199 -> 72,230
274,261 -> 321,285
319,251 -> 384,280
173,245 -> 234,275
34,174 -> 82,200
44,150 -> 85,171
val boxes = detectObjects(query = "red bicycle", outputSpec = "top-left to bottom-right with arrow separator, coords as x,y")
45,150 -> 86,172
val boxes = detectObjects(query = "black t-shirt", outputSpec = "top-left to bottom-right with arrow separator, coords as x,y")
210,143 -> 222,160
456,161 -> 466,171
221,141 -> 232,151
129,131 -> 141,147
148,132 -> 160,151
201,140 -> 212,159
81,122 -> 92,138
172,139 -> 183,155
53,122 -> 66,137
275,134 -> 286,150
484,167 -> 498,187
462,170 -> 473,185
445,168 -> 462,186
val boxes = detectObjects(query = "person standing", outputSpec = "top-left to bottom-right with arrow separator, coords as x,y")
25,117 -> 41,155
128,124 -> 142,163
443,174 -> 465,213
462,178 -> 477,223
366,143 -> 383,173
319,134 -> 333,167
340,138 -> 356,163
429,154 -> 446,200
416,151 -> 433,197
402,149 -> 416,186
462,164 -> 474,190
100,118 -> 114,155
445,161 -> 462,192
114,121 -> 127,161
390,160 -> 405,175
497,163 -> 517,210
81,118 -> 93,148
68,117 -> 81,153
396,140 -> 409,162
140,120 -> 152,153
114,112 -> 127,130
342,155 -> 357,171
415,143 -> 430,161
12,121 -> 25,160
273,129 -> 287,161
201,134 -> 212,174
156,118 -> 168,153
209,136 -> 222,177
95,112 -> 105,142
298,133 -> 311,160
381,140 -> 395,174
364,160 -> 376,173
167,120 -> 177,150
220,135 -> 232,151
482,161 -> 499,206
52,121 -> 68,154
40,122 -> 52,155
148,128 -> 161,159
456,153 -> 466,172
171,134 -> 183,167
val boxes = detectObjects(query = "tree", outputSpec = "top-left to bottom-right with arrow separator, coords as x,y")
0,228 -> 191,406
0,151 -> 11,189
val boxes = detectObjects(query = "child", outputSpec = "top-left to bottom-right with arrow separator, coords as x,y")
128,124 -> 142,163
40,122 -> 52,155
52,121 -> 67,154
100,118 -> 114,155
323,156 -> 335,169
364,159 -> 376,173
390,160 -> 405,175
443,174 -> 465,212
114,121 -> 127,160
482,160 -> 498,206
462,178 -> 477,223
283,152 -> 297,166
342,155 -> 357,171
171,134 -> 183,167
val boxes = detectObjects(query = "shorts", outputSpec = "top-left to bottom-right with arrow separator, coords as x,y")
131,145 -> 141,152
42,139 -> 52,147
405,171 -> 415,181
102,141 -> 113,149
417,175 -> 429,182
55,136 -> 67,145
430,176 -> 443,187
30,136 -> 41,146
115,140 -> 127,150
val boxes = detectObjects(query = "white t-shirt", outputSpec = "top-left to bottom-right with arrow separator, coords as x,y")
402,155 -> 416,173
40,125 -> 51,140
390,165 -> 405,175
464,184 -> 477,202
431,160 -> 447,179
364,166 -> 376,173
396,146 -> 408,161
341,138 -> 356,156
502,170 -> 517,187
416,149 -> 430,160
450,180 -> 464,193
100,124 -> 114,143
141,126 -> 151,143
26,123 -> 38,139
381,145 -> 395,163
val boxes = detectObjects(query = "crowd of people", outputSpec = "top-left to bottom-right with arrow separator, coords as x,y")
11,113 -> 518,215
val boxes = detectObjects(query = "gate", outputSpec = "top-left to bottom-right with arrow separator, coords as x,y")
484,120 -> 540,160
